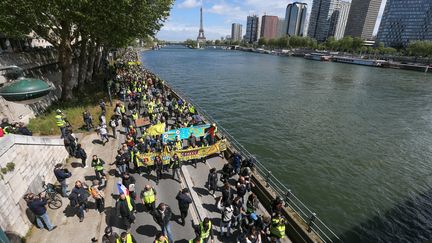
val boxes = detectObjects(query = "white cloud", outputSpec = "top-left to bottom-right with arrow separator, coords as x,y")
178,0 -> 201,9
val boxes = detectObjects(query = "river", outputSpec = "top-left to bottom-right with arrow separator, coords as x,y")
141,46 -> 432,242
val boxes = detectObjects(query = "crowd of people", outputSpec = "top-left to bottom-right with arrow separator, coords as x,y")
24,50 -> 289,243
0,117 -> 32,137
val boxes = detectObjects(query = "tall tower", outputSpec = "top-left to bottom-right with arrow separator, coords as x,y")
308,0 -> 340,41
344,0 -> 382,40
197,2 -> 206,48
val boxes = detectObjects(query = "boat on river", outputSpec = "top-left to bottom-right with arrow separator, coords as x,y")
304,53 -> 332,61
332,56 -> 388,67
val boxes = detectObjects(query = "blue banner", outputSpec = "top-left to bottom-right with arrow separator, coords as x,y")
162,124 -> 210,143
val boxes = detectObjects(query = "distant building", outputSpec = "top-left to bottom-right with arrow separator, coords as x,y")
377,0 -> 432,47
277,18 -> 287,38
231,23 -> 243,42
332,1 -> 351,40
245,15 -> 260,43
285,2 -> 308,37
260,15 -> 279,40
345,0 -> 382,40
308,0 -> 340,41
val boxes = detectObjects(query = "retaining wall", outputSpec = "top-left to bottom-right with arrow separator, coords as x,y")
0,135 -> 68,237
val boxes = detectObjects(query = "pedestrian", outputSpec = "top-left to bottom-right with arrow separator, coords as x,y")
64,128 -> 77,156
238,213 -> 259,242
68,180 -> 89,222
116,193 -> 135,230
221,182 -> 233,205
269,212 -> 287,243
246,192 -> 258,214
153,232 -> 168,243
109,116 -> 118,139
154,156 -> 163,184
122,172 -> 136,200
271,196 -> 284,216
53,163 -> 72,197
232,196 -> 244,228
152,203 -> 173,243
55,109 -> 67,138
83,110 -> 93,131
232,152 -> 242,175
118,231 -> 136,243
140,184 -> 157,212
170,153 -> 181,180
217,197 -> 234,237
244,226 -> 261,243
175,188 -> 192,226
91,155 -> 106,184
90,180 -> 105,213
99,99 -> 106,113
195,217 -> 214,243
75,143 -> 87,168
26,193 -> 57,231
98,125 -> 109,145
207,168 -> 218,197
236,176 -> 248,204
114,149 -> 128,175
17,122 -> 32,136
102,226 -> 119,243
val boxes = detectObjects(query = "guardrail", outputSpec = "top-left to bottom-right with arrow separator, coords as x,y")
164,82 -> 341,243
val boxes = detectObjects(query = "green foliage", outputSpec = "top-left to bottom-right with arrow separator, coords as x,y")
6,162 -> 15,171
408,41 -> 432,57
184,39 -> 197,48
258,37 -> 268,46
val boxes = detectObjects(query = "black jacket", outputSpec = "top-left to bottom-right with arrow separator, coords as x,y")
122,177 -> 136,190
69,186 -> 88,207
75,147 -> 87,159
54,168 -> 71,182
153,207 -> 172,226
27,198 -> 47,216
116,198 -> 134,218
176,192 -> 192,212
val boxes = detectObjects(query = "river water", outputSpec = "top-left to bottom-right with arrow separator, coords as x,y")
141,46 -> 432,242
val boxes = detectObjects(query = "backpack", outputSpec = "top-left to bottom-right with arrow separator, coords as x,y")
90,187 -> 100,199
68,192 -> 78,207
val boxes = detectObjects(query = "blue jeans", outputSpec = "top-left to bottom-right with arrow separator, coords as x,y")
118,164 -> 127,174
60,180 -> 68,197
162,222 -> 173,243
77,203 -> 86,219
60,127 -> 66,138
36,213 -> 54,230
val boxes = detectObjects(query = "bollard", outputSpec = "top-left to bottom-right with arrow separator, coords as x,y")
307,213 -> 317,232
266,170 -> 272,187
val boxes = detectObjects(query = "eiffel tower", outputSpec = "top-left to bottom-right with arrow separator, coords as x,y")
196,4 -> 206,48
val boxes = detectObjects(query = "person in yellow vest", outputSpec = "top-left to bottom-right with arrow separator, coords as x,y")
116,193 -> 135,230
196,217 -> 214,243
91,155 -> 106,184
188,104 -> 196,115
270,212 -> 287,242
117,231 -> 136,243
153,232 -> 168,243
120,103 -> 126,117
55,109 -> 67,138
140,184 -> 157,212
175,136 -> 183,151
188,236 -> 203,243
131,111 -> 138,127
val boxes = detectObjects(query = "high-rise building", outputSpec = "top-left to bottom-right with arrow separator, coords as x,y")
377,0 -> 432,47
332,1 -> 351,40
277,18 -> 287,38
308,0 -> 340,41
231,23 -> 243,42
260,15 -> 279,39
245,15 -> 260,43
344,0 -> 382,40
285,2 -> 308,37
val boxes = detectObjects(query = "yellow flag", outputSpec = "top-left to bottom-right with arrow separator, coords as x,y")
146,123 -> 166,136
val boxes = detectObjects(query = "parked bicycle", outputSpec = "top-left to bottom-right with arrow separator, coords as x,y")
40,181 -> 63,209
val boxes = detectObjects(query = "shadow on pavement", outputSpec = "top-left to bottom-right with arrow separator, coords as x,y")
84,175 -> 98,181
136,224 -> 158,237
192,186 -> 209,197
104,206 -> 126,230
63,205 -> 77,217
71,162 -> 83,168
92,139 -> 103,145
201,203 -> 219,213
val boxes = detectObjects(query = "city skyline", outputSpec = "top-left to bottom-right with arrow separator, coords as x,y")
157,0 -> 388,41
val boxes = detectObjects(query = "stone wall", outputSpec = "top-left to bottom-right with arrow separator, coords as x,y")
0,135 -> 68,237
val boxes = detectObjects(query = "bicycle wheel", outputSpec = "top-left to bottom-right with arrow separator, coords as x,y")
48,194 -> 63,209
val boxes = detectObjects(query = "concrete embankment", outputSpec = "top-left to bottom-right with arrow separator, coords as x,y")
0,134 -> 69,237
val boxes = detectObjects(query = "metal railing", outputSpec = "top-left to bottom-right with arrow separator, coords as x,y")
164,82 -> 341,243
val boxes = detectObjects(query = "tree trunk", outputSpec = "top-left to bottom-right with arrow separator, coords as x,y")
93,43 -> 103,77
85,41 -> 97,83
59,39 -> 74,101
77,38 -> 88,91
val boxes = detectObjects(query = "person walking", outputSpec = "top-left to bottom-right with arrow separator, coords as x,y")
221,182 -> 233,205
269,212 -> 287,243
196,217 -> 214,243
117,231 -> 136,243
109,116 -> 118,139
91,155 -> 106,184
75,143 -> 87,168
152,203 -> 173,243
99,99 -> 106,113
122,172 -> 136,200
153,232 -> 168,243
26,193 -> 57,231
140,185 -> 157,212
175,188 -> 192,226
55,109 -> 67,138
116,193 -> 135,230
102,226 -> 118,243
83,110 -> 93,131
69,180 -> 89,222
98,125 -> 109,145
170,153 -> 181,180
217,197 -> 234,237
53,163 -> 72,197
154,156 -> 163,184
90,180 -> 105,213
207,168 -> 218,197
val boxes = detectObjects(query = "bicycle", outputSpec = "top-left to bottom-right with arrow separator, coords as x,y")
40,182 -> 63,209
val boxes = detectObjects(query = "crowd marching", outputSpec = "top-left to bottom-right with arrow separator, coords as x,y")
22,51 -> 289,243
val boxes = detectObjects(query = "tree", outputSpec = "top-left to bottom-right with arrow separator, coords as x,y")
258,37 -> 268,47
0,0 -> 173,100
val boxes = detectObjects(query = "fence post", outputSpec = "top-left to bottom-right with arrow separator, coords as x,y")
307,213 -> 317,232
266,170 -> 272,187
284,189 -> 292,207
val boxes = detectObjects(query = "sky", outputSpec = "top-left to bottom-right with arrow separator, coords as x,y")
156,0 -> 388,41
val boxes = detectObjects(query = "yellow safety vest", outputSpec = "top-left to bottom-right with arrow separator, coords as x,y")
92,159 -> 104,171
188,106 -> 195,114
55,115 -> 65,127
143,188 -> 155,204
175,141 -> 182,150
132,113 -> 138,121
126,196 -> 133,212
154,236 -> 168,243
116,233 -> 133,243
120,105 -> 126,114
3,126 -> 10,134
199,221 -> 212,239
189,240 -> 203,243
270,217 -> 286,238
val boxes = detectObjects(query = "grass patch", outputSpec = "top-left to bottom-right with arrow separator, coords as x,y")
28,80 -> 116,136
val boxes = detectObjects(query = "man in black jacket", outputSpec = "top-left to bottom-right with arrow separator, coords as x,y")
176,188 -> 192,226
69,180 -> 89,222
75,144 -> 87,168
26,193 -> 57,231
116,193 -> 135,230
153,203 -> 173,242
54,163 -> 72,197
